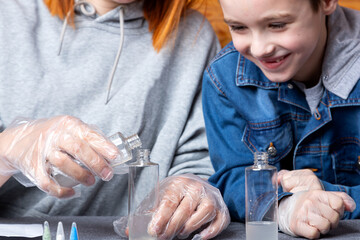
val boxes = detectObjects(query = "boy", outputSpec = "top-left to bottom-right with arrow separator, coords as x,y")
202,0 -> 360,238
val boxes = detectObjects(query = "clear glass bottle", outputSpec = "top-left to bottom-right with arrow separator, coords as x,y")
108,132 -> 142,168
245,152 -> 278,240
128,149 -> 159,240
53,132 -> 142,188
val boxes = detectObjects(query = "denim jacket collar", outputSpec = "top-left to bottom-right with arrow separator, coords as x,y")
235,55 -> 279,89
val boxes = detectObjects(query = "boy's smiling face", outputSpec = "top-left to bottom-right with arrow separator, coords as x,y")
220,0 -> 336,86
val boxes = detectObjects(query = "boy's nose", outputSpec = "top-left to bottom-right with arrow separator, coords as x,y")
250,36 -> 275,58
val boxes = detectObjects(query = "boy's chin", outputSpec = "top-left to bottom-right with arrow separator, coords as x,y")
263,73 -> 292,83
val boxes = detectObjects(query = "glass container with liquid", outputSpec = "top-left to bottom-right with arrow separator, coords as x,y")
128,149 -> 159,240
245,152 -> 278,240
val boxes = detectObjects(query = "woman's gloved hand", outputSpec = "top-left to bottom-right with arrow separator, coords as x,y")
278,169 -> 323,193
147,173 -> 230,240
278,190 -> 356,239
0,115 -> 119,198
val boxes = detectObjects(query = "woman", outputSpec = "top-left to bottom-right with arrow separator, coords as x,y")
0,0 -> 229,239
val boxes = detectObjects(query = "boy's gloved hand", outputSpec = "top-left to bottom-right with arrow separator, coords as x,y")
278,190 -> 356,239
0,115 -> 119,198
278,169 -> 323,193
147,173 -> 230,240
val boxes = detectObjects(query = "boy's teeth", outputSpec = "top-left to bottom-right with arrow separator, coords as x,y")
276,56 -> 283,63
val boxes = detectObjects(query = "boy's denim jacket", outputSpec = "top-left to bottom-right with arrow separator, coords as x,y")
202,39 -> 360,221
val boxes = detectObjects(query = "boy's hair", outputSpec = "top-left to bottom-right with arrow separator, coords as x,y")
44,0 -> 204,52
310,0 -> 322,12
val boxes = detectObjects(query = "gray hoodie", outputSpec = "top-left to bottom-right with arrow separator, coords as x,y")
0,0 -> 220,216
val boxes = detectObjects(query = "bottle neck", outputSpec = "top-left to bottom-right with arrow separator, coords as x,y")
132,148 -> 159,167
253,152 -> 269,167
254,159 -> 268,167
136,148 -> 150,164
125,134 -> 142,150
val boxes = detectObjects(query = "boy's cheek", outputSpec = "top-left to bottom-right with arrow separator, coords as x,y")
231,35 -> 248,53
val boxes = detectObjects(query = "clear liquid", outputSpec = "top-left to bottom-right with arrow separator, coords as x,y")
246,221 -> 278,240
128,214 -> 157,240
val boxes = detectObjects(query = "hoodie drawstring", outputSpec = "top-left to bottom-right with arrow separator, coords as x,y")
105,6 -> 124,105
58,1 -> 96,56
57,2 -> 125,105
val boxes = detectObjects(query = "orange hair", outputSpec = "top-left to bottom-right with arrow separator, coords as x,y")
43,0 -> 205,52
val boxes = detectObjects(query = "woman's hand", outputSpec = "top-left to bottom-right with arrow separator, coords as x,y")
147,174 -> 230,240
0,115 -> 118,198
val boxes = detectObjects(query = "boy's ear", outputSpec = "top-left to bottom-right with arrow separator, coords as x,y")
321,0 -> 338,15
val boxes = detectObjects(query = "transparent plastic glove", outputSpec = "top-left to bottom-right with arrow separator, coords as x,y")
113,216 -> 128,239
278,190 -> 356,239
0,115 -> 119,198
147,173 -> 230,240
278,169 -> 323,193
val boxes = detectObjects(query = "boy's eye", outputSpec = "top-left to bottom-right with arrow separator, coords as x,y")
229,25 -> 247,32
269,23 -> 286,29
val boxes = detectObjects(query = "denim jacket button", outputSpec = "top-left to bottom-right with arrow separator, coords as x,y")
357,156 -> 360,170
267,142 -> 277,157
287,83 -> 293,89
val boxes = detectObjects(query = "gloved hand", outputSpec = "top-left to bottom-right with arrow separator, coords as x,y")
0,115 -> 119,198
145,174 -> 230,240
278,190 -> 356,239
278,169 -> 323,193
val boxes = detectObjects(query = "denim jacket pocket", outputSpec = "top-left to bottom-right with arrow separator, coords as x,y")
331,138 -> 360,186
243,120 -> 293,164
